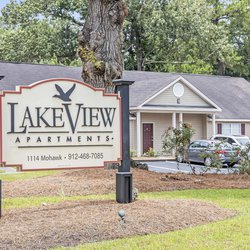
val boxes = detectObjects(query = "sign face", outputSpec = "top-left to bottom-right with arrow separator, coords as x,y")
0,79 -> 121,171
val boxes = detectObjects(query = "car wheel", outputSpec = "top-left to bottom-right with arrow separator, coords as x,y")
227,162 -> 235,168
204,157 -> 211,167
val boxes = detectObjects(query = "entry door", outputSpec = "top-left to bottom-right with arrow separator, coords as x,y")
143,123 -> 153,153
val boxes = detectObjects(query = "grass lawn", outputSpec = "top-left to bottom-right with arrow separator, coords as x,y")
0,170 -> 58,182
3,189 -> 250,250
1,171 -> 249,249
53,189 -> 250,250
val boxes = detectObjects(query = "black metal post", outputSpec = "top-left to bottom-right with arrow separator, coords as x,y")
0,180 -> 2,218
114,79 -> 134,203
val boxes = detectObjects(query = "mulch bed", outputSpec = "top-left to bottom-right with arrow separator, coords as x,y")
3,168 -> 250,198
0,168 -> 249,249
0,199 -> 236,250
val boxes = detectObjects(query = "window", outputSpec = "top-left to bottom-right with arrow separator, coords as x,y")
222,123 -> 231,135
228,138 -> 236,144
219,123 -> 241,135
214,137 -> 227,142
189,141 -> 200,148
200,142 -> 209,148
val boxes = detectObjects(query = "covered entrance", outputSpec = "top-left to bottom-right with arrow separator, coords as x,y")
130,77 -> 222,157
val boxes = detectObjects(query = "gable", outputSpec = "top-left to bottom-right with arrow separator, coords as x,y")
147,82 -> 212,108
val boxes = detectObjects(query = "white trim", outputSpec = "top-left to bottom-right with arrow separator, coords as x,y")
130,107 -> 219,113
214,119 -> 250,122
136,111 -> 141,157
179,113 -> 183,126
212,114 -> 216,135
138,76 -> 222,112
172,113 -> 176,129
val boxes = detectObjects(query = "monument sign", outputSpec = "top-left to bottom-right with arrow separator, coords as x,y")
0,78 -> 121,171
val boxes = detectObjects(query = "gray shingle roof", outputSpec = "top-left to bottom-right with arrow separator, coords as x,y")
1,61 -> 250,119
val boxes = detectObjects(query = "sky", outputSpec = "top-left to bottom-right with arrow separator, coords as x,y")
0,0 -> 11,10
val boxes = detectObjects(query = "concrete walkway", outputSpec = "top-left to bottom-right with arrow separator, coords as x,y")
132,156 -> 174,161
0,167 -> 18,174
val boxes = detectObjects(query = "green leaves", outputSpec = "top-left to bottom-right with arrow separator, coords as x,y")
0,0 -> 249,78
0,0 -> 83,65
123,0 -> 250,77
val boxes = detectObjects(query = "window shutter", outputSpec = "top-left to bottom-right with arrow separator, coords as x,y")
217,123 -> 222,134
241,124 -> 245,135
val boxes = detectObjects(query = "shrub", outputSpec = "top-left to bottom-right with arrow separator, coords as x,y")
130,149 -> 136,157
162,123 -> 195,162
237,144 -> 250,174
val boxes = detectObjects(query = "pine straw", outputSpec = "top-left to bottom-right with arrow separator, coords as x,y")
0,199 -> 236,250
3,169 -> 250,198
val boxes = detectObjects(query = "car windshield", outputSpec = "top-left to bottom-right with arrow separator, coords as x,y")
236,138 -> 250,146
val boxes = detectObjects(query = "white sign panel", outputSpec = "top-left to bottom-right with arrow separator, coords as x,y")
0,78 -> 121,171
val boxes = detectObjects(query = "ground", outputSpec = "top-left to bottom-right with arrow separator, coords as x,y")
3,168 -> 250,198
1,168 -> 250,250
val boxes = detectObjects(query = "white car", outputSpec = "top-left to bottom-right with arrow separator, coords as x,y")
210,135 -> 250,149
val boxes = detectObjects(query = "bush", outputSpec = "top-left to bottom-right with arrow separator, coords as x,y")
130,149 -> 136,157
162,123 -> 195,162
131,160 -> 148,170
237,144 -> 250,174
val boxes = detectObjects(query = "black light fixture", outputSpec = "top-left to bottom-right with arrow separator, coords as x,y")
0,76 -> 5,81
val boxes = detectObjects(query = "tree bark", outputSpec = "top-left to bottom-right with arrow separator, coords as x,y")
212,0 -> 226,75
78,0 -> 128,93
135,27 -> 143,71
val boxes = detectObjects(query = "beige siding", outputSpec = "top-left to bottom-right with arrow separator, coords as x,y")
148,84 -> 212,107
141,113 -> 172,154
207,121 -> 213,139
184,114 -> 207,140
130,113 -> 209,153
130,113 -> 222,156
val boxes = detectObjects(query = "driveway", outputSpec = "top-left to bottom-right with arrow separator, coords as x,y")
144,161 -> 238,174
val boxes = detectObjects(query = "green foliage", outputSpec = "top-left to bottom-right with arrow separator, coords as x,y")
144,147 -> 155,157
199,142 -> 225,170
162,123 -> 195,161
0,0 -> 249,78
208,0 -> 250,79
130,149 -> 136,157
0,18 -> 79,64
123,0 -> 242,76
237,144 -> 250,174
0,170 -> 58,182
0,0 -> 87,64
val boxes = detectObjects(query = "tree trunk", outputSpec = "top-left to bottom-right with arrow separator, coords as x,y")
212,0 -> 226,76
135,27 -> 143,71
78,0 -> 128,93
216,59 -> 226,75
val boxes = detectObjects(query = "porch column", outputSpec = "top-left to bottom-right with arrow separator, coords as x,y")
136,111 -> 141,156
172,112 -> 176,128
179,113 -> 183,128
212,114 -> 216,135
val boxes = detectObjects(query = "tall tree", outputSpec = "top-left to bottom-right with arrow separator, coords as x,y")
123,0 -> 154,71
1,0 -> 250,79
207,0 -> 250,76
78,0 -> 128,92
0,0 -> 87,65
